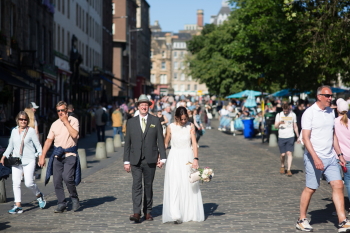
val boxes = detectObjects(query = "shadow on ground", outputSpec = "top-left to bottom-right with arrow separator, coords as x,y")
204,203 -> 225,220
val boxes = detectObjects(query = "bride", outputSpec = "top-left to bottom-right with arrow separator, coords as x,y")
162,106 -> 205,224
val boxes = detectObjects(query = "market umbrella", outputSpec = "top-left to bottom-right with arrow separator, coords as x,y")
243,92 -> 257,108
271,89 -> 310,97
331,87 -> 348,93
226,90 -> 262,98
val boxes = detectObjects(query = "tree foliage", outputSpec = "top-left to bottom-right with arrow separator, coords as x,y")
187,0 -> 350,96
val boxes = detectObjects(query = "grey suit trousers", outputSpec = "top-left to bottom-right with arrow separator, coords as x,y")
131,158 -> 156,215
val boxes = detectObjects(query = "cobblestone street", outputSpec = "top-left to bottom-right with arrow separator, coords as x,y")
0,121 -> 343,232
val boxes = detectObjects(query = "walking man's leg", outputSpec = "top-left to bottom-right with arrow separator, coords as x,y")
280,153 -> 285,174
62,156 -> 80,211
286,151 -> 293,176
53,158 -> 67,213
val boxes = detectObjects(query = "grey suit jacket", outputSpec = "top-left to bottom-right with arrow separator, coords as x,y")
123,114 -> 166,165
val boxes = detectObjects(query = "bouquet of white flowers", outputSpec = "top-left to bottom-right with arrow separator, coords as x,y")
187,162 -> 214,183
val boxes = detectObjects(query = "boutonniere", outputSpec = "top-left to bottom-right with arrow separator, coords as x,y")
150,124 -> 156,128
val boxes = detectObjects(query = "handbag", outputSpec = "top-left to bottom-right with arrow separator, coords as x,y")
189,169 -> 201,183
4,127 -> 29,167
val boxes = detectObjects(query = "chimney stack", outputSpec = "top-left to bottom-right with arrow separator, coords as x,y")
197,9 -> 204,27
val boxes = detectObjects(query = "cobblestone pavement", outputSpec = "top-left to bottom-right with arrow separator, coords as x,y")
0,120 -> 344,232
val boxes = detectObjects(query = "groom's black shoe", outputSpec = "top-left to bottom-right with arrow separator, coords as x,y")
145,214 -> 153,221
130,213 -> 141,223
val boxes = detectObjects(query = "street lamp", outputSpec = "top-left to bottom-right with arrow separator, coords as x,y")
114,15 -> 142,98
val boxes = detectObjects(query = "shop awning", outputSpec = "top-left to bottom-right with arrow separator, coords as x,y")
100,75 -> 125,90
0,68 -> 34,90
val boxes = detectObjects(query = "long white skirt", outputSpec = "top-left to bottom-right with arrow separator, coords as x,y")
162,147 -> 205,223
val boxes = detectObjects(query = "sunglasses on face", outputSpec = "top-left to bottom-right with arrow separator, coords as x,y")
18,118 -> 28,121
319,94 -> 333,98
56,109 -> 66,113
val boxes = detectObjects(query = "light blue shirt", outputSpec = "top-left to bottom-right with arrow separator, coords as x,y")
3,127 -> 42,165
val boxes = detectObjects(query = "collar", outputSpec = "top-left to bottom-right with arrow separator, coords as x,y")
140,114 -> 148,120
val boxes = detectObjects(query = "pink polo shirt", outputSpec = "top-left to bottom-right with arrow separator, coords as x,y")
334,116 -> 350,161
47,116 -> 79,156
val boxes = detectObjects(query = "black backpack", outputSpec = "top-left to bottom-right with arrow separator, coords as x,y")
102,110 -> 108,123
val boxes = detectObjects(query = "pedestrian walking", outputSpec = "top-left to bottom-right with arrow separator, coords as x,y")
1,111 -> 46,214
162,104 -> 172,126
162,106 -> 204,224
38,101 -> 81,213
123,94 -> 166,223
296,86 -> 350,232
67,104 -> 79,119
274,103 -> 299,177
334,98 -> 350,214
95,105 -> 107,142
112,105 -> 124,143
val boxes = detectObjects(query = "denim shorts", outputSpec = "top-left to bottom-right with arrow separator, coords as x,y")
304,154 -> 342,189
278,137 -> 294,153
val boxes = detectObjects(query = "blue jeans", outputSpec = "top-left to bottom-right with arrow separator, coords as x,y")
344,162 -> 350,201
113,127 -> 124,142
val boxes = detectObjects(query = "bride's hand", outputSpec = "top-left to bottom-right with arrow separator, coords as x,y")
192,159 -> 199,169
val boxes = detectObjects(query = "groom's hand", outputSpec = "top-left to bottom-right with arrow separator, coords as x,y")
157,161 -> 164,169
124,164 -> 131,173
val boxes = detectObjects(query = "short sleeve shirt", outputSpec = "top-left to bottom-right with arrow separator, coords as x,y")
48,116 -> 79,156
301,103 -> 335,158
275,111 -> 297,138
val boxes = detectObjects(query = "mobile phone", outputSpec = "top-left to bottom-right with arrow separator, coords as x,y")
342,165 -> 348,173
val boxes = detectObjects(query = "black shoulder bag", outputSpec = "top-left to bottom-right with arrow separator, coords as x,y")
5,127 -> 29,166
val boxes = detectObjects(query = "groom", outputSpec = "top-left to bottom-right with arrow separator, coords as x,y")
124,94 -> 167,223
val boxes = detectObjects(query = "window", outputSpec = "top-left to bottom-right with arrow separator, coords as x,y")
173,73 -> 177,80
174,51 -> 177,58
67,0 -> 70,18
194,84 -> 197,91
86,45 -> 88,66
58,0 -> 60,11
150,51 -> 153,58
151,74 -> 156,83
112,23 -> 115,35
42,26 -> 46,60
180,62 -> 184,69
162,51 -> 165,58
180,73 -> 185,80
86,13 -> 89,33
187,84 -> 190,91
188,75 -> 192,81
62,28 -> 64,54
173,84 -> 178,91
76,4 -> 78,26
112,3 -> 115,15
67,31 -> 70,55
160,74 -> 167,84
161,62 -> 166,70
174,62 -> 178,69
10,4 -> 15,37
62,0 -> 64,15
180,84 -> 185,92
57,25 -> 60,53
180,51 -> 184,58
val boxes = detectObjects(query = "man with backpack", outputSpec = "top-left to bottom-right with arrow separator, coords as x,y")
95,105 -> 107,142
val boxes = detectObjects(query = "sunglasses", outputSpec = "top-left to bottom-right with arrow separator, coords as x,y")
18,118 -> 28,121
319,94 -> 333,98
56,109 -> 66,113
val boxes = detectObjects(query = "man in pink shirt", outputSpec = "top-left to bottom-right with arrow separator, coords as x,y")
38,101 -> 81,213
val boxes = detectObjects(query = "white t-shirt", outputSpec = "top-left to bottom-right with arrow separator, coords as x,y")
275,111 -> 297,138
220,109 -> 229,116
301,103 -> 335,158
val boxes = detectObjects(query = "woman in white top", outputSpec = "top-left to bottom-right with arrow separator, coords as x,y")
162,106 -> 205,224
0,111 -> 46,214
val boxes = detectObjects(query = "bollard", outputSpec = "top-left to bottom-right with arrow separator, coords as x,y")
114,135 -> 122,148
95,142 -> 107,159
294,142 -> 304,158
106,138 -> 114,153
40,158 -> 52,183
78,148 -> 87,169
0,179 -> 6,203
269,134 -> 278,147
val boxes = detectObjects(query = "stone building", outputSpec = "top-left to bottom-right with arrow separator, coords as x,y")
0,0 -> 55,127
210,1 -> 231,25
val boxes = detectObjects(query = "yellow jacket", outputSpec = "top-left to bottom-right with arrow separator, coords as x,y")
112,110 -> 123,127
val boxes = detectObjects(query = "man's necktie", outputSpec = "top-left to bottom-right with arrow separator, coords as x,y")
142,118 -> 146,133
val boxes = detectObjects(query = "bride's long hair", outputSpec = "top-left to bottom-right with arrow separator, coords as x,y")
174,106 -> 189,125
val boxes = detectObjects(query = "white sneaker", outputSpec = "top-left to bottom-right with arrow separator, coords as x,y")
338,218 -> 350,232
296,218 -> 313,232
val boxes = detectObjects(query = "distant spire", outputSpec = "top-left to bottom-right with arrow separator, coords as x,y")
222,0 -> 229,7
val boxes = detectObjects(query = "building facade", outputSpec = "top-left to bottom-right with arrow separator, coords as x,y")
210,1 -> 231,25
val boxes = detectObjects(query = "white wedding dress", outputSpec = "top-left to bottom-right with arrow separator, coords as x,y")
162,122 -> 205,223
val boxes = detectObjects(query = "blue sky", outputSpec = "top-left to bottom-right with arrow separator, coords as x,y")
147,0 -> 227,32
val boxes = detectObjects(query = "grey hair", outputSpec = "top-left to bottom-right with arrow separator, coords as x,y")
317,85 -> 331,95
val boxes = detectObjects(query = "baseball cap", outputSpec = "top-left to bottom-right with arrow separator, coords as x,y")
29,102 -> 39,109
337,98 -> 349,112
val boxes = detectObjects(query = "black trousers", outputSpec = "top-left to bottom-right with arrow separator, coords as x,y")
131,158 -> 156,215
53,156 -> 78,204
96,125 -> 105,142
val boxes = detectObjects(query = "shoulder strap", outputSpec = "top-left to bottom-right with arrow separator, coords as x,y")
19,127 -> 29,156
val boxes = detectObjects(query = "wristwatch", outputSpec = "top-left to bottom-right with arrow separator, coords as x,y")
193,157 -> 199,160
338,153 -> 344,157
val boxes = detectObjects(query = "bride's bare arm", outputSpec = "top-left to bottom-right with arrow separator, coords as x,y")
164,125 -> 171,148
190,123 -> 199,169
